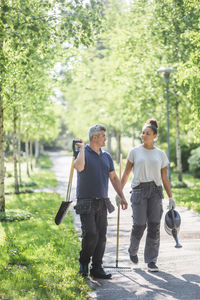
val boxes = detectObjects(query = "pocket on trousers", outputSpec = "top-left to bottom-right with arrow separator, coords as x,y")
131,188 -> 144,204
74,199 -> 92,214
157,186 -> 164,199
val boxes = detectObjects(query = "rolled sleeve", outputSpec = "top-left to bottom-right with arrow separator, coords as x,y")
161,151 -> 169,168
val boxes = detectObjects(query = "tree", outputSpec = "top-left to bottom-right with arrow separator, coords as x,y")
0,0 -> 103,211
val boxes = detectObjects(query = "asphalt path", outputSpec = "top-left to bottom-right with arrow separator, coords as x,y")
49,152 -> 200,300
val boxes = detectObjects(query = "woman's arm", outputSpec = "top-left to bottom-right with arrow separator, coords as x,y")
161,167 -> 172,198
121,160 -> 133,190
109,171 -> 128,210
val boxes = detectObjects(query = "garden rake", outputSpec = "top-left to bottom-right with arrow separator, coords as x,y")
104,154 -> 131,272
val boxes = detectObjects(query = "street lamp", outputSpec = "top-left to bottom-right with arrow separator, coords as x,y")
157,67 -> 177,185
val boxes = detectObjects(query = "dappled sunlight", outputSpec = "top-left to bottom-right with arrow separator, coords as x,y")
0,224 -> 6,246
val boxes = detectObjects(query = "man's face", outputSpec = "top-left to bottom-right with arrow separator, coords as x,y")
95,130 -> 106,147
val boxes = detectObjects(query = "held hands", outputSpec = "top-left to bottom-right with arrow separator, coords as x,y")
115,194 -> 122,205
168,197 -> 176,210
115,194 -> 128,210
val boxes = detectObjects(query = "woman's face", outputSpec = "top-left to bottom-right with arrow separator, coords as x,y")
141,127 -> 157,145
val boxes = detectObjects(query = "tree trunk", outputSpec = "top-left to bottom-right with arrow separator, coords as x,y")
175,99 -> 182,181
0,4 -> 5,211
0,93 -> 5,211
35,140 -> 40,166
30,140 -> 33,171
13,106 -> 19,193
116,131 -> 121,164
107,130 -> 112,154
18,121 -> 22,185
40,144 -> 44,154
25,133 -> 30,177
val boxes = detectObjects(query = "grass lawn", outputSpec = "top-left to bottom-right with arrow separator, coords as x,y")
171,172 -> 200,214
0,155 -> 90,300
5,154 -> 58,193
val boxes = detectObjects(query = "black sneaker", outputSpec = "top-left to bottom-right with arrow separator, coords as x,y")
130,254 -> 138,264
79,263 -> 88,277
90,267 -> 112,279
148,262 -> 159,272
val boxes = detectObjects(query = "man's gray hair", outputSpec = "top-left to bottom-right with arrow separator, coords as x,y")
89,124 -> 106,141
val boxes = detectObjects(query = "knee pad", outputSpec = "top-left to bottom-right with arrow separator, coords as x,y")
148,222 -> 160,239
132,224 -> 146,240
82,228 -> 97,240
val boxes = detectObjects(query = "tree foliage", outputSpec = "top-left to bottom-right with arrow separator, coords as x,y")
62,0 -> 200,145
0,0 -> 103,210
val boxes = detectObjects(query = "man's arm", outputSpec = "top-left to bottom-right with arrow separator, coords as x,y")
109,170 -> 128,210
74,142 -> 85,172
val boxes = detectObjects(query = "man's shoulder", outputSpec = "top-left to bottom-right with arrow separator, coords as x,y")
102,150 -> 113,159
85,144 -> 90,151
85,144 -> 94,154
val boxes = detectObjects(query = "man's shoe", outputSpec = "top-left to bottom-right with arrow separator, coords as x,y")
79,263 -> 88,277
130,254 -> 138,264
90,267 -> 112,279
148,262 -> 159,272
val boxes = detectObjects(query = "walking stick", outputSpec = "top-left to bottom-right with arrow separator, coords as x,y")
55,139 -> 80,225
104,153 -> 131,271
116,153 -> 122,267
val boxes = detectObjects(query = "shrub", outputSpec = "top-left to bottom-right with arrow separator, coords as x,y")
188,147 -> 200,178
0,209 -> 33,222
181,143 -> 199,172
171,181 -> 188,188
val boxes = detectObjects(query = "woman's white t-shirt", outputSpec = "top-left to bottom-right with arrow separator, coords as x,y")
127,144 -> 169,188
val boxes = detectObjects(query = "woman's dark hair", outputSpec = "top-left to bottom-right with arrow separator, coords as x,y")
144,118 -> 158,134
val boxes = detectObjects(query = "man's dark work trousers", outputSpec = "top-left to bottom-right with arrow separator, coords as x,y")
79,199 -> 107,267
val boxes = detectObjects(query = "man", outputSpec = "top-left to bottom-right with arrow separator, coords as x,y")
74,124 -> 128,279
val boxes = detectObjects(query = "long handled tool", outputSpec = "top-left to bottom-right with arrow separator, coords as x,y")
105,153 -> 131,272
115,153 -> 122,268
55,139 -> 80,225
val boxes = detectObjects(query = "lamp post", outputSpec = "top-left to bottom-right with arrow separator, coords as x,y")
157,67 -> 176,185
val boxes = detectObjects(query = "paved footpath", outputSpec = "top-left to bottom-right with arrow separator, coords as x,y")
49,152 -> 200,300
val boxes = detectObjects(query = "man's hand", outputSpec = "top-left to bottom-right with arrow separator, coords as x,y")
74,139 -> 85,172
75,140 -> 84,148
121,197 -> 128,210
168,197 -> 176,210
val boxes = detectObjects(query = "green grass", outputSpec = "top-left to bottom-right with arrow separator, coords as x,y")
171,172 -> 200,213
5,154 -> 57,193
35,154 -> 53,169
0,209 -> 33,222
0,193 -> 90,300
1,154 -> 91,299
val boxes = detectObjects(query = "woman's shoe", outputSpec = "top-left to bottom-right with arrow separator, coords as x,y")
148,262 -> 159,272
130,254 -> 138,264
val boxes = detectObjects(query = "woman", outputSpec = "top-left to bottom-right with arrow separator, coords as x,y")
121,118 -> 175,272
